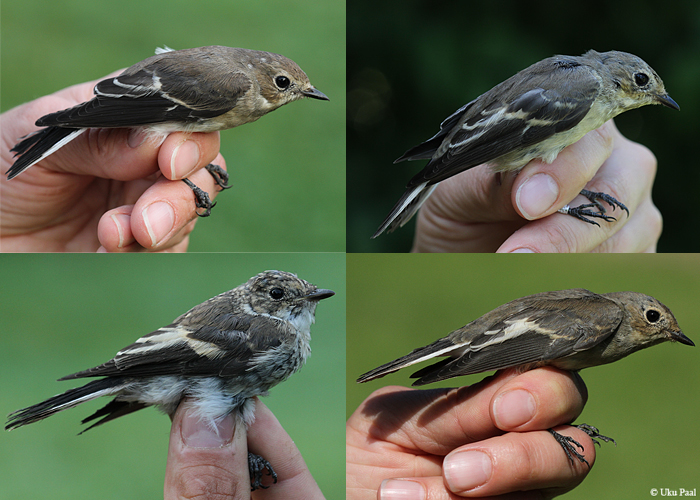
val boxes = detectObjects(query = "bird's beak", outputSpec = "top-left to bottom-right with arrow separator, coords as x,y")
302,87 -> 329,101
305,289 -> 335,301
655,93 -> 680,110
670,330 -> 694,346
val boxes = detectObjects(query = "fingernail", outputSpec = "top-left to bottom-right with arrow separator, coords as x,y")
379,479 -> 426,500
443,451 -> 492,492
509,248 -> 535,253
127,129 -> 148,148
493,389 -> 536,428
109,213 -> 131,248
181,410 -> 235,448
171,140 -> 200,179
142,201 -> 175,246
516,173 -> 559,219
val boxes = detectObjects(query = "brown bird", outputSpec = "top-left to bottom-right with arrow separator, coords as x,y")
358,289 -> 693,465
7,46 -> 329,216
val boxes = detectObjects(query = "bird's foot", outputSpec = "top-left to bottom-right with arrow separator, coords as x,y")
182,178 -> 216,217
205,163 -> 232,190
182,164 -> 231,217
548,423 -> 616,468
249,452 -> 278,491
558,189 -> 629,226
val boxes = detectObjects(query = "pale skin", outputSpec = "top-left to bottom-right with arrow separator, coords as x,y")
0,74 -> 226,252
166,398 -> 324,500
411,120 -> 662,253
347,367 -> 595,500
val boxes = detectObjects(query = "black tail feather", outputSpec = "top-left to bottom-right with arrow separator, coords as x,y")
6,126 -> 82,179
5,378 -> 125,431
79,400 -> 148,434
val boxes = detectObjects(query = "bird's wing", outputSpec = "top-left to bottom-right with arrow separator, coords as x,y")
394,101 -> 477,163
402,59 -> 600,188
37,50 -> 252,128
58,314 -> 284,380
357,289 -> 624,385
411,290 -> 625,384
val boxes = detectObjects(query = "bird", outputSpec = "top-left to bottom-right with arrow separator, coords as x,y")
357,289 -> 693,465
373,50 -> 679,237
5,270 -> 335,490
6,46 -> 329,216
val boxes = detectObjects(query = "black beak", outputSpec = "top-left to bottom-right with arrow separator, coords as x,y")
656,93 -> 680,111
670,330 -> 694,346
306,289 -> 335,301
303,87 -> 329,101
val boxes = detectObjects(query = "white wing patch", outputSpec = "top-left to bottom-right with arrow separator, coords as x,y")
477,319 -> 541,350
117,327 -> 224,360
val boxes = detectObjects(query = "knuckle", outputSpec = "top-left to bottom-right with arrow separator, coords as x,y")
629,142 -> 658,179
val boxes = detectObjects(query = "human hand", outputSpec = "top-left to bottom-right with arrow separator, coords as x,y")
165,398 -> 324,500
411,120 -> 661,253
0,76 -> 226,252
347,368 -> 595,499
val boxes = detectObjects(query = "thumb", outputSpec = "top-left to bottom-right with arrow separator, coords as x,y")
165,402 -> 250,500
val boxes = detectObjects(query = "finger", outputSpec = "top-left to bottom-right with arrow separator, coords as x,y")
378,477 -> 549,500
512,121 -> 614,221
441,426 -> 594,497
355,371 -> 521,456
97,204 -> 193,252
165,401 -> 250,500
411,122 -> 615,253
247,400 -> 323,499
420,165 -> 520,226
128,154 -> 226,249
490,367 -> 586,432
412,167 -> 525,252
97,205 -> 140,251
157,131 -> 221,180
499,121 -> 658,253
591,197 -> 662,253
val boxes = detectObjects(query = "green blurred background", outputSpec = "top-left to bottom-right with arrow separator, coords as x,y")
1,0 -> 346,252
347,254 -> 699,499
347,0 -> 700,252
0,253 -> 345,499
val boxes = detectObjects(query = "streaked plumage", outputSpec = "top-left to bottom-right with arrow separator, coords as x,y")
6,270 -> 334,489
374,50 -> 679,237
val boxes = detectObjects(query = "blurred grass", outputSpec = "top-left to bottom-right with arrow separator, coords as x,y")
0,253 -> 345,499
347,0 -> 700,252
347,253 -> 700,499
0,0 -> 346,252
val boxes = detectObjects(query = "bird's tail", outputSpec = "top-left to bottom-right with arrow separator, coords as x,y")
5,377 -> 127,430
7,127 -> 85,179
372,183 -> 437,238
357,337 -> 456,383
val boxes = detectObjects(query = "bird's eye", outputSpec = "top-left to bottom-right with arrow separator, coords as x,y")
275,76 -> 291,90
634,72 -> 650,86
646,309 -> 661,323
269,287 -> 284,300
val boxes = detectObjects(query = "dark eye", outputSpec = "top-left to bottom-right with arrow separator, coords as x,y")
646,309 -> 661,323
269,287 -> 284,300
634,72 -> 649,86
275,76 -> 290,90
